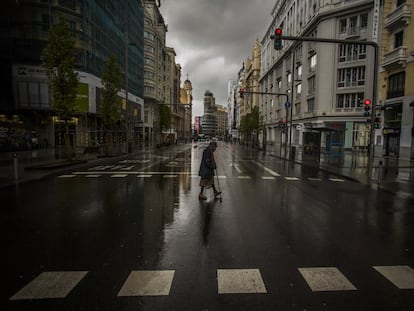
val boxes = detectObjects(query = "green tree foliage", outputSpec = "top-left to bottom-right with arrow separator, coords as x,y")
159,105 -> 171,131
239,106 -> 261,135
101,54 -> 121,128
41,21 -> 79,120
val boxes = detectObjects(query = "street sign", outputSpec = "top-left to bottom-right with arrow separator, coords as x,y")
285,101 -> 291,109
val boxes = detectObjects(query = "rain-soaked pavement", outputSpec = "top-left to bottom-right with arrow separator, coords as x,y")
2,142 -> 414,310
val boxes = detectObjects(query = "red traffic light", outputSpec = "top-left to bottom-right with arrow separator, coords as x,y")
275,28 -> 282,36
364,99 -> 371,106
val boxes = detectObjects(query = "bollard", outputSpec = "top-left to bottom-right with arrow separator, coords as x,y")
378,160 -> 383,188
13,153 -> 19,180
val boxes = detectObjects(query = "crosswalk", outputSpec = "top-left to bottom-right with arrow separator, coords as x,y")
10,265 -> 414,300
58,172 -> 347,183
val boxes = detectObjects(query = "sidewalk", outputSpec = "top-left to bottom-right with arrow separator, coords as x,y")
265,145 -> 414,199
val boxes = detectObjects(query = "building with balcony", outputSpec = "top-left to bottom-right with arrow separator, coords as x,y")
379,0 -> 413,159
260,0 -> 377,158
0,0 -> 144,152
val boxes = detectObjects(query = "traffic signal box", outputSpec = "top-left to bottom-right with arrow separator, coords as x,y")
364,99 -> 371,120
273,28 -> 283,50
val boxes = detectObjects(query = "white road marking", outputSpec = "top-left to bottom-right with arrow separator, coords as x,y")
10,271 -> 88,300
373,266 -> 414,289
137,175 -> 152,178
237,176 -> 251,179
298,267 -> 357,291
329,178 -> 345,182
163,175 -> 177,178
308,177 -> 322,181
285,177 -> 300,181
58,175 -> 76,178
118,270 -> 175,296
217,269 -> 267,294
111,174 -> 128,178
85,174 -> 101,178
253,161 -> 280,176
261,176 -> 276,180
120,165 -> 135,170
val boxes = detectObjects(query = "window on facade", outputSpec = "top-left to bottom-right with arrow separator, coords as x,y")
287,72 -> 292,84
296,83 -> 302,97
277,79 -> 282,90
337,67 -> 365,87
144,31 -> 154,40
360,13 -> 368,28
349,16 -> 357,34
295,103 -> 301,115
394,31 -> 404,48
297,64 -> 302,79
307,98 -> 315,112
339,19 -> 347,33
308,77 -> 315,95
309,54 -> 317,72
387,71 -> 405,98
336,92 -> 364,108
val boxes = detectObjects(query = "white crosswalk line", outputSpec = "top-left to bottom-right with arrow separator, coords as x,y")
118,270 -> 175,296
85,174 -> 101,178
298,267 -> 357,291
217,269 -> 267,294
58,175 -> 76,178
261,176 -> 276,180
237,176 -> 251,179
10,271 -> 88,300
285,177 -> 299,181
373,266 -> 414,289
329,178 -> 345,182
111,174 -> 128,178
120,165 -> 135,170
137,174 -> 152,178
253,161 -> 280,176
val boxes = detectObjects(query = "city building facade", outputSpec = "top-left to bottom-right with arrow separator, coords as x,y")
215,105 -> 228,138
260,0 -> 377,158
201,90 -> 217,137
0,0 -> 144,152
378,0 -> 414,159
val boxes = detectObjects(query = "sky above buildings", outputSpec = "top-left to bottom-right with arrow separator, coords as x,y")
159,0 -> 274,119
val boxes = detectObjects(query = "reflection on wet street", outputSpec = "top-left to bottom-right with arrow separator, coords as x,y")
3,142 -> 414,310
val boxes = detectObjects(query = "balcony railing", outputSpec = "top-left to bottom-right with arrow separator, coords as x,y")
383,46 -> 407,68
385,3 -> 411,29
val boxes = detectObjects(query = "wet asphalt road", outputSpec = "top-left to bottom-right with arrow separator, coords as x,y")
2,142 -> 414,311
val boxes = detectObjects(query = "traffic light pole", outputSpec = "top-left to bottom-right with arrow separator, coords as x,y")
280,35 -> 379,183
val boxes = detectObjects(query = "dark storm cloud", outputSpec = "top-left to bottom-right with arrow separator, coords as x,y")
159,0 -> 274,117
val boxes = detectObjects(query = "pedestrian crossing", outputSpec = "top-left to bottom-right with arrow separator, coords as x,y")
58,170 -> 347,183
9,265 -> 414,300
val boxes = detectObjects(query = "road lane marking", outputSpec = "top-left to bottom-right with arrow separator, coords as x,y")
308,177 -> 322,181
329,178 -> 345,182
253,161 -> 280,176
237,176 -> 251,179
373,266 -> 414,289
163,175 -> 177,178
10,271 -> 88,300
261,176 -> 276,180
298,267 -> 357,291
285,177 -> 299,181
120,165 -> 135,170
217,269 -> 267,294
58,175 -> 76,178
137,175 -> 152,178
85,174 -> 101,178
118,270 -> 175,296
111,174 -> 128,178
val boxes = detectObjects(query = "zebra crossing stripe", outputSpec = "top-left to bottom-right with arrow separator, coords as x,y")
117,270 -> 175,296
285,177 -> 299,181
329,178 -> 345,182
85,174 -> 101,178
373,266 -> 414,289
10,271 -> 88,300
217,269 -> 267,294
58,175 -> 76,178
298,267 -> 357,291
111,174 -> 128,178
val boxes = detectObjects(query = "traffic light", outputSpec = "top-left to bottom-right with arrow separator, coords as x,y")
374,117 -> 381,129
239,88 -> 244,98
364,99 -> 371,120
274,28 -> 283,50
279,119 -> 286,128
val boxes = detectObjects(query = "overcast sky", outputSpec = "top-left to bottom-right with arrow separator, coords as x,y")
159,0 -> 275,119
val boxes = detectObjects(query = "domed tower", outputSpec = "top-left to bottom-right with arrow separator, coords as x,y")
183,78 -> 193,105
